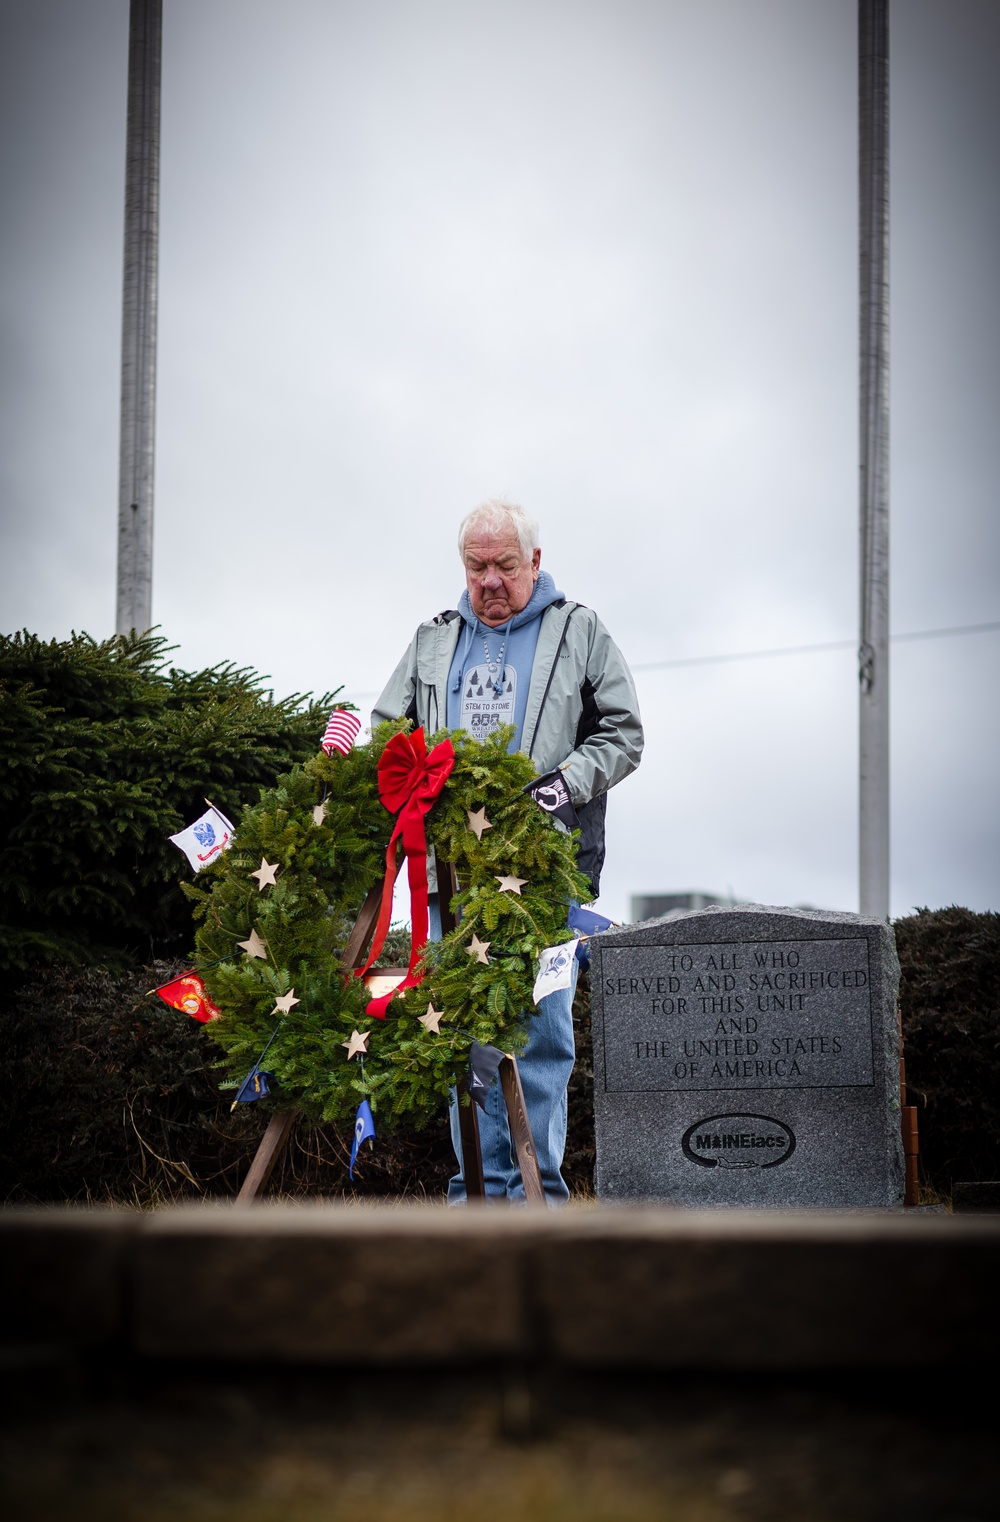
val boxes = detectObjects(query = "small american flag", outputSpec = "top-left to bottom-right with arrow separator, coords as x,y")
321,707 -> 362,756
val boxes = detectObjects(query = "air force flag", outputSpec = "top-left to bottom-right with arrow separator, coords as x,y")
467,1040 -> 505,1109
567,905 -> 615,972
349,1099 -> 376,1179
532,939 -> 580,1005
169,805 -> 235,872
568,905 -> 614,939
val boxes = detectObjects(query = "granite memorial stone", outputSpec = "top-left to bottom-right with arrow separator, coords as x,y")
590,905 -> 904,1207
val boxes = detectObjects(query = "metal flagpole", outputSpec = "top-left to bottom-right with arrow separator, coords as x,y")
858,0 -> 890,920
115,0 -> 162,637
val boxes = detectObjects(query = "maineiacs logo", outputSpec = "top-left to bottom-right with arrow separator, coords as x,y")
682,1113 -> 795,1170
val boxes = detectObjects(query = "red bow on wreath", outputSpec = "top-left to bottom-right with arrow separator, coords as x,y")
356,728 -> 455,1018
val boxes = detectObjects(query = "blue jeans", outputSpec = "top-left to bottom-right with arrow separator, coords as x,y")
428,895 -> 579,1206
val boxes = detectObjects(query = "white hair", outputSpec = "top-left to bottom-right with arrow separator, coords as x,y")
458,497 -> 540,560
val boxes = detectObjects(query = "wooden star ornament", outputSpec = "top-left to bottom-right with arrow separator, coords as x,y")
343,1029 -> 369,1060
466,807 -> 493,841
251,858 -> 279,890
272,989 -> 300,1015
495,874 -> 527,895
419,1003 -> 444,1034
466,934 -> 491,965
237,929 -> 267,959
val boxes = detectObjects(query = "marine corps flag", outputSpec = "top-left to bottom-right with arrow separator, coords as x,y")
523,769 -> 579,830
155,972 -> 220,1023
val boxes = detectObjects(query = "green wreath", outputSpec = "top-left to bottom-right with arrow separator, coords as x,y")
185,723 -> 589,1127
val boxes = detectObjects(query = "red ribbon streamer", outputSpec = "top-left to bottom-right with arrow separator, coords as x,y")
356,728 -> 455,1018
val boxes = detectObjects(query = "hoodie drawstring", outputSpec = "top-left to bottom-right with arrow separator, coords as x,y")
451,618 -> 478,695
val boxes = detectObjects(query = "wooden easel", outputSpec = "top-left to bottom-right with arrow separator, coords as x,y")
234,861 -> 546,1205
436,860 -> 546,1206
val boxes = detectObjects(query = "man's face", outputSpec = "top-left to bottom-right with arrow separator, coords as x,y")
463,529 -> 541,627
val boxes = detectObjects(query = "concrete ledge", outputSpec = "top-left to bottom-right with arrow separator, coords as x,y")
134,1206 -> 530,1362
1,1207 -> 136,1350
3,1204 -> 999,1369
534,1212 -> 996,1368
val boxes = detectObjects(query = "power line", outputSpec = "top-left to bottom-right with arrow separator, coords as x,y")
630,620 -> 1000,673
339,619 -> 1000,700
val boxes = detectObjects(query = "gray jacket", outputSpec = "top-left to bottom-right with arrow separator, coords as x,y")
371,599 -> 643,895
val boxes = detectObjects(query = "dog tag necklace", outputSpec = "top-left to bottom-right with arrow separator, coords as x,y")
482,631 -> 507,698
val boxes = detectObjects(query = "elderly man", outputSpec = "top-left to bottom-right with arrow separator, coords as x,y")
372,497 -> 643,1203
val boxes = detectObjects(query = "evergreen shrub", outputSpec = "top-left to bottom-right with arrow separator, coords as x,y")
0,630 -> 337,970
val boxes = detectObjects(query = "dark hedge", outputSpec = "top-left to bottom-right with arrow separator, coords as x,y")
0,957 -> 596,1205
0,960 -> 451,1204
896,906 -> 1000,1193
0,961 -> 257,1203
4,904 -> 994,1206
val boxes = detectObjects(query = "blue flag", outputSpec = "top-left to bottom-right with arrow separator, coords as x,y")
569,904 -> 614,970
569,904 -> 614,938
350,1099 -> 376,1179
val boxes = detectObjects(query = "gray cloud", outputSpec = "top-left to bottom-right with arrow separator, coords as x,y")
1,0 -> 997,918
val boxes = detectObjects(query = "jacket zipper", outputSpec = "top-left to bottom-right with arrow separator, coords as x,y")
429,613 -> 459,733
527,607 -> 575,761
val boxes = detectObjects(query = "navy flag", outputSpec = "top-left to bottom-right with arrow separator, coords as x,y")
523,769 -> 579,830
350,1099 -> 376,1179
233,1065 -> 278,1105
468,1040 -> 505,1110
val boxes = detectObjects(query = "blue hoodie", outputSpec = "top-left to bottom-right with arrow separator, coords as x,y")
445,570 -> 565,751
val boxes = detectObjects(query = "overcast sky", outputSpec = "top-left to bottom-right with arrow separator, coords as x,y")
1,0 -> 997,922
